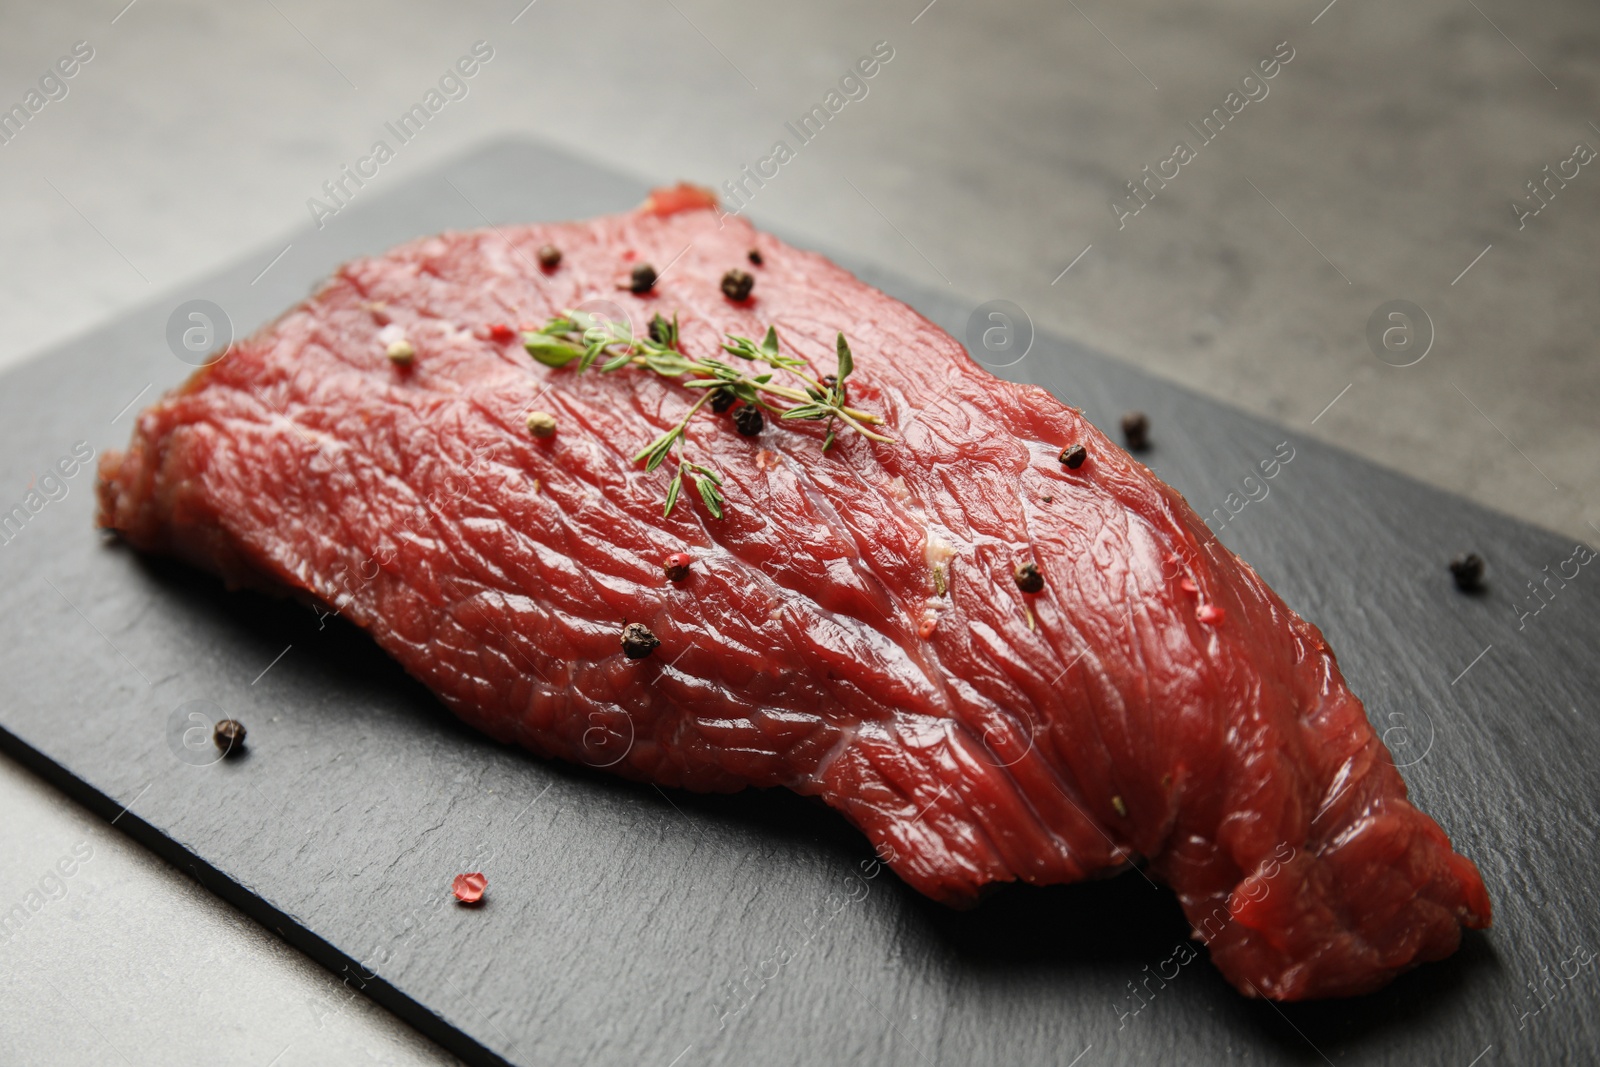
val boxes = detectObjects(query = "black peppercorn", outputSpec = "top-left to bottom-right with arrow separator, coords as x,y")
628,262 -> 657,293
1014,562 -> 1044,594
1120,411 -> 1150,451
747,248 -> 763,266
621,623 -> 661,659
710,387 -> 738,413
1449,552 -> 1486,591
213,718 -> 247,754
648,314 -> 670,344
537,245 -> 562,270
733,404 -> 764,436
721,268 -> 754,302
1059,444 -> 1088,469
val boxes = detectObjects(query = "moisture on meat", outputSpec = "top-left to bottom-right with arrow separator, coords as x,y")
97,189 -> 1491,1000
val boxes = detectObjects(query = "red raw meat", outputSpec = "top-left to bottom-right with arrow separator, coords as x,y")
96,190 -> 1490,999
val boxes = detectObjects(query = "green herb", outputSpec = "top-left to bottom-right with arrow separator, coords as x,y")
647,312 -> 678,348
526,310 -> 891,518
634,388 -> 714,475
779,333 -> 857,452
665,459 -> 724,519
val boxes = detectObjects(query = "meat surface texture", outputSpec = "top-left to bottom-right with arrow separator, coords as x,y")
97,192 -> 1490,1000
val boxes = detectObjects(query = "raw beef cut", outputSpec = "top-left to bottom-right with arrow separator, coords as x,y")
96,188 -> 1491,1000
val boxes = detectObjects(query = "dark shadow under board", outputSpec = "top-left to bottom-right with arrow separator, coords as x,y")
0,138 -> 1594,1067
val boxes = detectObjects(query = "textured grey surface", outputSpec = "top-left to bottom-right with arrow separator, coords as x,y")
0,750 -> 463,1067
1,0 -> 1598,1062
0,0 -> 1595,539
1,137 -> 1598,1066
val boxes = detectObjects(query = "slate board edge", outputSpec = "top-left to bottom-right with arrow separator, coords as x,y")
0,723 -> 511,1067
0,135 -> 1591,1065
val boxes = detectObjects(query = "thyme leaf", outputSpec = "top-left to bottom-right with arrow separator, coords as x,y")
835,331 -> 854,381
663,468 -> 683,518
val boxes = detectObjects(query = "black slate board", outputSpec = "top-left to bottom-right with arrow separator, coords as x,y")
1,138 -> 1597,1067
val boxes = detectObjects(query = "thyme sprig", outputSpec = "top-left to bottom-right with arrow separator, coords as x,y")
665,458 -> 725,519
525,310 -> 892,518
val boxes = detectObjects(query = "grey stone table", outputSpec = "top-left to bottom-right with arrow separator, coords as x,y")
0,0 -> 1595,1063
